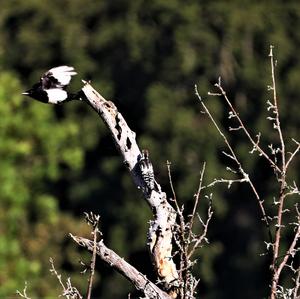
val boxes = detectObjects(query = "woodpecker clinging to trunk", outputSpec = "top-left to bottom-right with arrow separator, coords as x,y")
139,149 -> 157,193
22,66 -> 78,104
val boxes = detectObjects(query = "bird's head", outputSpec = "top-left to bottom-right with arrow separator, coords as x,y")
22,84 -> 48,103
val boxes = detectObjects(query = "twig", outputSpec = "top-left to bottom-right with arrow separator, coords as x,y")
206,177 -> 248,189
293,267 -> 300,299
170,161 -> 211,299
268,45 -> 291,299
84,212 -> 101,299
269,45 -> 286,172
188,162 -> 206,240
276,220 -> 300,281
166,160 -> 186,291
195,85 -> 271,238
286,139 -> 300,171
16,282 -> 31,299
166,160 -> 185,241
187,199 -> 213,260
209,78 -> 282,174
50,258 -> 68,292
166,161 -> 178,207
49,257 -> 82,299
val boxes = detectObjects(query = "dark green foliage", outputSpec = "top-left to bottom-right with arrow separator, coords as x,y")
0,1 -> 299,298
0,71 -> 94,297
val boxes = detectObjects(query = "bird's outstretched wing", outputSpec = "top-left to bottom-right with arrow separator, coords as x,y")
41,66 -> 77,89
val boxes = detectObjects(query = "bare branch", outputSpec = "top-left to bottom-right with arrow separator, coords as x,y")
268,45 -> 293,299
211,79 -> 281,174
269,45 -> 286,172
276,205 -> 300,280
206,177 -> 248,189
189,163 -> 206,239
49,257 -> 82,299
286,139 -> 300,171
249,133 -> 261,154
284,182 -> 300,198
187,199 -> 213,260
16,282 -> 31,299
84,212 -> 101,299
195,85 -> 271,236
293,267 -> 300,299
166,161 -> 179,208
167,160 -> 185,242
70,234 -> 172,299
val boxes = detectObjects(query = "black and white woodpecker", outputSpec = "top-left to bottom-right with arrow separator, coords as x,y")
139,149 -> 157,192
22,66 -> 78,104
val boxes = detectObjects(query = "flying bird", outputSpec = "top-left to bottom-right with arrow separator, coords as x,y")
22,66 -> 78,104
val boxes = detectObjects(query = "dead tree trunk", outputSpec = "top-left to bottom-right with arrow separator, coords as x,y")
71,82 -> 179,297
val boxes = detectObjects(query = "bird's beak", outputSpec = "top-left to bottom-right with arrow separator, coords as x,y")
22,92 -> 29,95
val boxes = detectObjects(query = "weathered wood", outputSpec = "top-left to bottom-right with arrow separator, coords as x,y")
70,234 -> 172,299
80,83 -> 179,291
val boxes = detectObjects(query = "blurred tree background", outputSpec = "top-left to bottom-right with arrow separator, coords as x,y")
0,1 -> 299,298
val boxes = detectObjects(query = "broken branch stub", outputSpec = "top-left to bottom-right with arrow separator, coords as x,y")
81,83 -> 179,292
